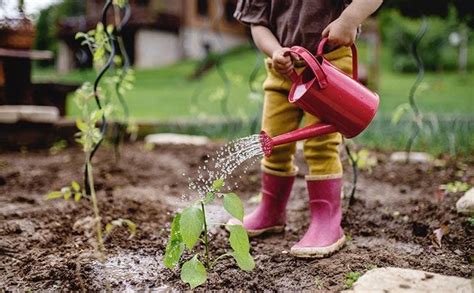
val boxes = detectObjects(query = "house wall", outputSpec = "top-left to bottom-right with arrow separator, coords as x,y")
56,41 -> 75,74
179,0 -> 247,59
134,29 -> 181,68
181,27 -> 246,59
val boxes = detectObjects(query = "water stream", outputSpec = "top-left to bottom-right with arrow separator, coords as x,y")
184,134 -> 264,201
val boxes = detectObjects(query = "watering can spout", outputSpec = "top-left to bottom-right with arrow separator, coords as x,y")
260,123 -> 338,157
260,38 -> 380,158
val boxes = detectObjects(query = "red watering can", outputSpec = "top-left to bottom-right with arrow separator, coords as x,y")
260,38 -> 380,156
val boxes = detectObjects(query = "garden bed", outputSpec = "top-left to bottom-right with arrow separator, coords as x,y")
0,142 -> 472,291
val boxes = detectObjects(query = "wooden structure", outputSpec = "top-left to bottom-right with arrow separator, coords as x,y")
0,49 -> 53,105
0,17 -> 78,115
56,0 -> 246,70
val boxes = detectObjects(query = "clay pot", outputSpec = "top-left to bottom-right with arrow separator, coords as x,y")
0,17 -> 36,50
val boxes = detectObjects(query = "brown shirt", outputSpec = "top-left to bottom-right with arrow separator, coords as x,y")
234,0 -> 348,53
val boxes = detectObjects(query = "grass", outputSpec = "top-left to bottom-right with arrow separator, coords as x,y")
32,44 -> 474,155
33,44 -> 474,118
33,46 -> 265,120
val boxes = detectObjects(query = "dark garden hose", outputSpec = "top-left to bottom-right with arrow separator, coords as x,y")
344,140 -> 358,206
114,2 -> 131,121
404,18 -> 428,162
84,0 -> 116,194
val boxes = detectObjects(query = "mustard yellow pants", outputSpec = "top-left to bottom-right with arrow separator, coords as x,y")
261,46 -> 353,177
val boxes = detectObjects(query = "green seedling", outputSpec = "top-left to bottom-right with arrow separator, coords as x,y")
46,0 -> 135,261
344,271 -> 362,289
314,276 -> 324,290
439,181 -> 470,193
76,1 -> 135,161
350,149 -> 378,173
49,140 -> 68,155
164,178 -> 255,289
468,217 -> 474,227
46,83 -> 135,257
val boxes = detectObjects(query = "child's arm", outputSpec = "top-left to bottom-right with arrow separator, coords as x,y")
251,25 -> 294,76
323,0 -> 383,46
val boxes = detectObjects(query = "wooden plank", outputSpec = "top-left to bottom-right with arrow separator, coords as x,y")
0,48 -> 53,60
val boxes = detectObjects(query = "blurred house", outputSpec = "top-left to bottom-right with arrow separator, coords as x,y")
56,0 -> 247,72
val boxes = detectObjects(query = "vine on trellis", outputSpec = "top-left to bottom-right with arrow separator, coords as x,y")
391,18 -> 429,162
46,0 -> 136,261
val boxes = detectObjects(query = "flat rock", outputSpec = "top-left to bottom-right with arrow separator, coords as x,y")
390,152 -> 434,163
456,187 -> 474,214
144,133 -> 210,146
345,267 -> 472,292
0,105 -> 59,123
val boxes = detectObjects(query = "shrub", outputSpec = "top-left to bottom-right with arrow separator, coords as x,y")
379,9 -> 468,72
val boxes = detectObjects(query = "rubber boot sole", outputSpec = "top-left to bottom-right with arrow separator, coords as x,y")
225,219 -> 285,237
290,235 -> 346,258
246,225 -> 285,237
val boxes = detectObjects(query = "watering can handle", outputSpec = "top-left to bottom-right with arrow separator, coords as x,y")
284,47 -> 328,89
316,37 -> 358,81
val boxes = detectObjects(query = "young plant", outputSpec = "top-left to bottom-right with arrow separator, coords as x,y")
344,271 -> 362,289
439,181 -> 470,193
164,178 -> 255,289
76,0 -> 135,161
46,0 -> 135,260
46,82 -> 135,258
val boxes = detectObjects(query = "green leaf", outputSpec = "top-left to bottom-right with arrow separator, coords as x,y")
180,255 -> 207,289
231,251 -> 255,271
179,206 -> 204,250
63,190 -> 71,200
391,103 -> 410,125
75,32 -> 87,39
164,213 -> 185,268
228,224 -> 250,254
165,242 -> 185,269
91,109 -> 104,123
228,225 -> 255,271
223,193 -> 244,222
203,192 -> 215,205
212,178 -> 224,191
76,119 -> 88,132
94,46 -> 105,61
122,219 -> 137,237
46,191 -> 63,200
71,181 -> 80,192
74,192 -> 82,202
105,223 -> 114,234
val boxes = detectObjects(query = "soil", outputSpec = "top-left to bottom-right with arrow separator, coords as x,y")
0,142 -> 472,291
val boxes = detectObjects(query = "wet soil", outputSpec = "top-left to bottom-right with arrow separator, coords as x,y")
0,143 -> 472,291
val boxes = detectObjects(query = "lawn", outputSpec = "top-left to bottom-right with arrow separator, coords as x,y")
32,44 -> 474,154
33,45 -> 474,119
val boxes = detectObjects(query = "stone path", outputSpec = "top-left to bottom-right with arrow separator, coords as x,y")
345,267 -> 473,292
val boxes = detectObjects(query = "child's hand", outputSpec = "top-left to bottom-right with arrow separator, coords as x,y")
322,16 -> 358,47
272,47 -> 294,76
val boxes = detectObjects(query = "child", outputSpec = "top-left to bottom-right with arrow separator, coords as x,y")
230,0 -> 383,258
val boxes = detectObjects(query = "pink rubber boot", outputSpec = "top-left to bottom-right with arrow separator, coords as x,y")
227,171 -> 295,237
290,175 -> 345,258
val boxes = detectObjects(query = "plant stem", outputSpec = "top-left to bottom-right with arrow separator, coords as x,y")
86,157 -> 105,259
210,253 -> 232,268
200,200 -> 211,269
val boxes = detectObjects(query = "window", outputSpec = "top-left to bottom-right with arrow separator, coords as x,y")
224,0 -> 237,23
198,0 -> 208,17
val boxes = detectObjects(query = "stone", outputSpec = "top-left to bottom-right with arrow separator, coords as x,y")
456,187 -> 474,214
0,105 -> 59,123
390,152 -> 434,163
144,133 -> 210,146
344,267 -> 472,292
